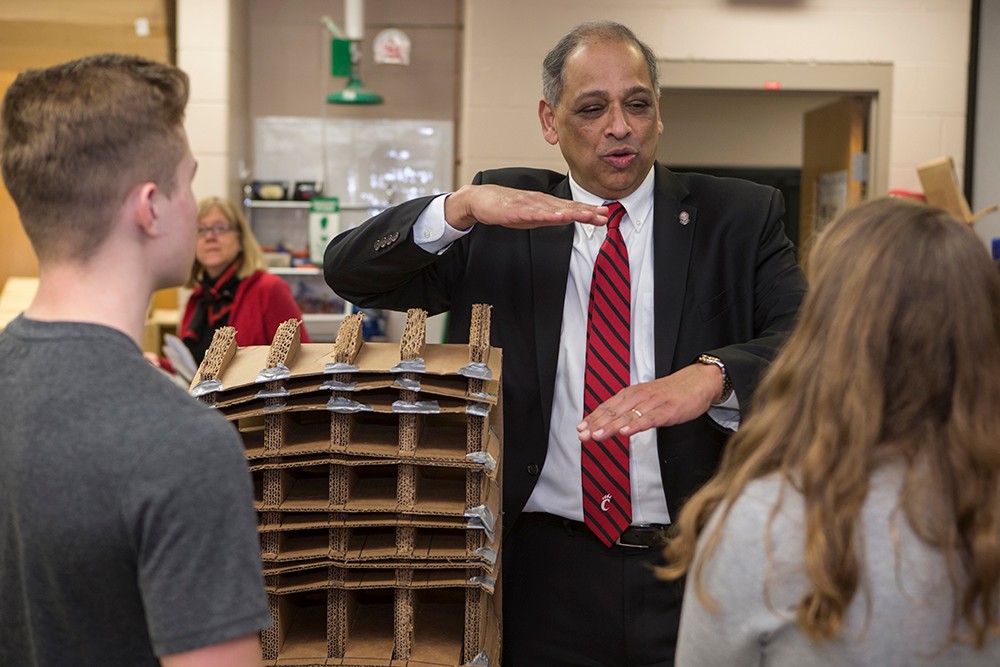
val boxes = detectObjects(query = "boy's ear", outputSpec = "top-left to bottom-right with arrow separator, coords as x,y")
131,182 -> 160,237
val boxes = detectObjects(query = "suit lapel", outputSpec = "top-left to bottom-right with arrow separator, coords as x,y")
652,165 -> 697,378
530,178 -> 574,430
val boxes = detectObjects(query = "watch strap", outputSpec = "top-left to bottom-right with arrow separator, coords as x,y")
697,354 -> 733,405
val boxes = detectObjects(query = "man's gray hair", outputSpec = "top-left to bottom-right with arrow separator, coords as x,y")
541,21 -> 660,106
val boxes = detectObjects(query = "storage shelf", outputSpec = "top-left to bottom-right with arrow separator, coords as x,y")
244,199 -> 356,345
244,199 -> 309,210
244,199 -> 370,211
302,312 -> 348,343
269,266 -> 322,276
302,313 -> 347,323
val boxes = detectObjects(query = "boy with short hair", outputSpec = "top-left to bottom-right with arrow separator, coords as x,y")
0,53 -> 270,667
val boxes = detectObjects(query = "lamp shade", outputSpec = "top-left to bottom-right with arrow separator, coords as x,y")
326,76 -> 384,105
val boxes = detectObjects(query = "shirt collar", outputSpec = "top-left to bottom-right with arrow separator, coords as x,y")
568,165 -> 656,237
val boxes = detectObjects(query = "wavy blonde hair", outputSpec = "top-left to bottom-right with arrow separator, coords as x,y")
661,197 -> 1000,646
186,196 -> 267,287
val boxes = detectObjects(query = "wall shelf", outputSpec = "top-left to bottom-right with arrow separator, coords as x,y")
269,266 -> 322,277
244,199 -> 371,211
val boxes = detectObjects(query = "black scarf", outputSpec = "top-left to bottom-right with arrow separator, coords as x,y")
181,256 -> 243,364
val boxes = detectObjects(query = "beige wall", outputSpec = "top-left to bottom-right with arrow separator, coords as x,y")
0,0 -> 169,70
659,90 -> 842,168
246,0 -> 461,123
0,70 -> 38,287
178,0 -> 461,193
461,0 -> 971,194
178,1 -> 972,197
0,0 -> 170,295
176,0 -> 250,204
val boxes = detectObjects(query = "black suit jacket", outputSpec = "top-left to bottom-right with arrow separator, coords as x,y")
324,163 -> 806,527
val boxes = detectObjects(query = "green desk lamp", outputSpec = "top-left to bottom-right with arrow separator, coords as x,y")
323,2 -> 383,106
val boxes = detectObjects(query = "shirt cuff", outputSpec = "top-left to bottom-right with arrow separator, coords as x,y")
707,391 -> 741,432
413,194 -> 471,255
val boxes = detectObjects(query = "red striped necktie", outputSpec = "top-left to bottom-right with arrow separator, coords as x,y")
581,201 -> 632,547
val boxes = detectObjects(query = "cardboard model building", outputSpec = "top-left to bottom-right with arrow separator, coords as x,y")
190,305 -> 502,667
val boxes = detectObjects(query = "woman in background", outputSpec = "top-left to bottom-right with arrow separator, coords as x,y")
662,198 -> 1000,666
181,196 -> 310,364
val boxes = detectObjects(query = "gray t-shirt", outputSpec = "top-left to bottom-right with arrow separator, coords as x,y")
0,316 -> 270,665
677,463 -> 1000,666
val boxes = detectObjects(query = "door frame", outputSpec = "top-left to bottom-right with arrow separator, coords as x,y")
657,60 -> 893,198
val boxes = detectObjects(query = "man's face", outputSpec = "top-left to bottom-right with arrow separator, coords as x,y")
539,39 -> 663,200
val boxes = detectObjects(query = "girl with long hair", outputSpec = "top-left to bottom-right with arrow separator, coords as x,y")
662,197 -> 1000,665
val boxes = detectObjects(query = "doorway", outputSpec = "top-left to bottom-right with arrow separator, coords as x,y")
656,60 -> 892,257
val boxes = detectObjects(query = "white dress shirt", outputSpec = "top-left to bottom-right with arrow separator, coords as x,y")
520,168 -> 669,524
412,167 -> 739,526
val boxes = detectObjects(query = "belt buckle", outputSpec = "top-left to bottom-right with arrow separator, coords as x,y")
614,524 -> 669,549
614,529 -> 650,549
614,538 -> 649,549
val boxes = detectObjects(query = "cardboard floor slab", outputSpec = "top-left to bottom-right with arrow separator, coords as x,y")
196,341 -> 501,402
261,525 -> 494,564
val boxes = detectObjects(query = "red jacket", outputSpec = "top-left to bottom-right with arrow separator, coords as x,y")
182,270 -> 311,347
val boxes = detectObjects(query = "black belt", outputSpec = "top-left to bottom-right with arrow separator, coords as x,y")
525,512 -> 671,549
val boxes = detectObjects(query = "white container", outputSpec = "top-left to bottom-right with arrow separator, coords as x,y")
308,197 -> 340,264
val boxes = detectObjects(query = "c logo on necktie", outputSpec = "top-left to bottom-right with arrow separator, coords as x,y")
601,494 -> 612,512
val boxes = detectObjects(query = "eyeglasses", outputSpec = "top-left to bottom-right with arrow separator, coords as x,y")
196,222 -> 237,237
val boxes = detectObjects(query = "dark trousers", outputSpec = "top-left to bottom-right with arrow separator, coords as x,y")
501,512 -> 683,667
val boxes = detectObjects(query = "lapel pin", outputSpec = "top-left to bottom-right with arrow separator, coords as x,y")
678,211 -> 690,225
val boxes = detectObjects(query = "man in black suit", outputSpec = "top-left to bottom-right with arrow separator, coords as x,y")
325,21 -> 806,667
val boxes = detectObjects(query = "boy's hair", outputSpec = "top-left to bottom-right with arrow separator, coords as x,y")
0,53 -> 189,262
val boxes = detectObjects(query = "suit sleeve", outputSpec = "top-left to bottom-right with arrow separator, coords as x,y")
322,168 -> 563,319
323,195 -> 473,317
708,188 -> 806,408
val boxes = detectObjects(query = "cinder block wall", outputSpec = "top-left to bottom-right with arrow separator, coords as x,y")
461,0 -> 971,195
178,1 -> 973,208
176,0 -> 250,203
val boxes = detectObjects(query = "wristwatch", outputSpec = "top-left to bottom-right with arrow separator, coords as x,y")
697,354 -> 733,405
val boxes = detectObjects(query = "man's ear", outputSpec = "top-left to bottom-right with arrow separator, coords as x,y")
539,99 -> 559,146
132,182 -> 160,238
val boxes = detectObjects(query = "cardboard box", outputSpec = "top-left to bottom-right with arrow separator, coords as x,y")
192,306 -> 502,667
917,156 -> 998,225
